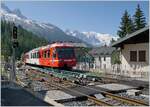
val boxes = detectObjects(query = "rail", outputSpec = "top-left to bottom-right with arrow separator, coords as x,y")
46,80 -> 112,106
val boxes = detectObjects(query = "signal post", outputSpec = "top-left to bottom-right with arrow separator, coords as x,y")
10,25 -> 18,87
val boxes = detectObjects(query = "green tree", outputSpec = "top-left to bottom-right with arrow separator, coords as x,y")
111,50 -> 121,64
110,38 -> 115,44
133,4 -> 146,30
117,10 -> 135,38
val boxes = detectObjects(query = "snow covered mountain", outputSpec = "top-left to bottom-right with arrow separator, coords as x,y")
1,3 -> 83,43
65,29 -> 118,46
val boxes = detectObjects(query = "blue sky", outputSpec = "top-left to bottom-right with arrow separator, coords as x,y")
3,1 -> 149,36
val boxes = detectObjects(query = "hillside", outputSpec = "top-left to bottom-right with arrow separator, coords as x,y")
1,20 -> 48,60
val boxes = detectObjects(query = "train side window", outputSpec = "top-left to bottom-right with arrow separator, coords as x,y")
37,52 -> 39,58
44,51 -> 46,58
34,52 -> 36,58
33,53 -> 35,58
39,52 -> 41,58
36,52 -> 37,58
47,50 -> 50,58
34,53 -> 36,58
31,53 -> 33,59
42,51 -> 45,58
42,52 -> 44,58
32,53 -> 33,58
46,51 -> 48,58
35,52 -> 37,58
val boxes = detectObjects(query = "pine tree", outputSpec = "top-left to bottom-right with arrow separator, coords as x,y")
117,10 -> 135,38
133,4 -> 146,30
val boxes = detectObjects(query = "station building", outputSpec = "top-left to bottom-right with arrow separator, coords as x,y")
111,26 -> 149,78
89,46 -> 115,72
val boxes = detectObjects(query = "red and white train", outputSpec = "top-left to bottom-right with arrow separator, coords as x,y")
23,42 -> 77,69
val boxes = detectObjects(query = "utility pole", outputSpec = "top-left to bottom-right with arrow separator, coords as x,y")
10,25 -> 18,88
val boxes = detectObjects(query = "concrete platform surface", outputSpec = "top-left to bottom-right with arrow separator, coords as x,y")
39,90 -> 75,100
61,86 -> 101,97
96,83 -> 136,91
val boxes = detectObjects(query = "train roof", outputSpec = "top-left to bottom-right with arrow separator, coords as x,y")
41,43 -> 73,49
26,42 -> 74,53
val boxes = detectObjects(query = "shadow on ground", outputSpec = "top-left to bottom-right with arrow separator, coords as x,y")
1,82 -> 51,106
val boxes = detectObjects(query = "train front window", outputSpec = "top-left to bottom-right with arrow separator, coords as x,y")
56,48 -> 75,59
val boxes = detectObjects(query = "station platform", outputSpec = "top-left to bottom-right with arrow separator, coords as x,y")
60,83 -> 138,97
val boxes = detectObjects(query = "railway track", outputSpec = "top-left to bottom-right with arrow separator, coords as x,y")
57,80 -> 148,106
46,80 -> 113,106
17,67 -> 112,106
17,65 -> 149,106
45,80 -> 148,106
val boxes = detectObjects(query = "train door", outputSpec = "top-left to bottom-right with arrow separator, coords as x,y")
52,48 -> 56,64
51,48 -> 58,67
39,49 -> 44,66
45,49 -> 51,67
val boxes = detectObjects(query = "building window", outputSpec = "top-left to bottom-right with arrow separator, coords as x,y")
104,56 -> 106,61
130,51 -> 137,62
99,56 -> 101,61
139,50 -> 146,62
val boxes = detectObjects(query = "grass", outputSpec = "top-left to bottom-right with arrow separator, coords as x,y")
86,70 -> 104,77
1,66 -> 9,78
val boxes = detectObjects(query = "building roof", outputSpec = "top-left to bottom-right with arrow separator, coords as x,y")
111,26 -> 149,47
89,46 -> 115,57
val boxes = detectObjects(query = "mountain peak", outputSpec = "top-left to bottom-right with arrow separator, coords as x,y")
1,3 -> 87,45
1,3 -> 12,13
65,29 -> 119,46
12,8 -> 27,19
